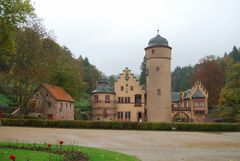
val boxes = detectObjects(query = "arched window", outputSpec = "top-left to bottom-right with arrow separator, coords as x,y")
156,66 -> 159,71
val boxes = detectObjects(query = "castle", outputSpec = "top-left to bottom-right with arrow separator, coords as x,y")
91,32 -> 208,122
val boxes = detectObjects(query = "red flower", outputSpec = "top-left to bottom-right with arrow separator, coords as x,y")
59,140 -> 64,145
48,144 -> 52,148
9,154 -> 16,160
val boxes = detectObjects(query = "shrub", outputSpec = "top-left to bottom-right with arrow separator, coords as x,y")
1,118 -> 240,132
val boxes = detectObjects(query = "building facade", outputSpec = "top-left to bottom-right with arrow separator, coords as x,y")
171,81 -> 208,122
91,68 -> 145,122
91,32 -> 208,123
28,83 -> 74,120
114,68 -> 145,122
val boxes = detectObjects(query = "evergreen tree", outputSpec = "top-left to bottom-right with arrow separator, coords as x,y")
139,56 -> 146,85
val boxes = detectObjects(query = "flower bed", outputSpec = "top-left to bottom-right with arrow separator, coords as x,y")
0,143 -> 88,161
0,142 -> 140,161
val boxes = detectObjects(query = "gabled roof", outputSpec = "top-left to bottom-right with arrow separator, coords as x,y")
192,89 -> 205,98
42,83 -> 74,102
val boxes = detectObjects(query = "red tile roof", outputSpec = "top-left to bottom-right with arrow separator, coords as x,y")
42,83 -> 74,102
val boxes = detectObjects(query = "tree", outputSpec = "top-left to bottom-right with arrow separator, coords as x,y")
0,0 -> 34,71
218,63 -> 240,120
1,26 -> 45,112
82,57 -> 102,92
139,56 -> 146,85
192,55 -> 225,107
228,46 -> 240,62
108,75 -> 117,88
171,65 -> 195,91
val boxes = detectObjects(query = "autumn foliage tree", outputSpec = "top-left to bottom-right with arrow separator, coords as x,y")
192,55 -> 225,107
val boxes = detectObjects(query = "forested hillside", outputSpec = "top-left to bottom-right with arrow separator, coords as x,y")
0,0 -> 101,112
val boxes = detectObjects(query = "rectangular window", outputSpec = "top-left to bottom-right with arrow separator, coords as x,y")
128,97 -> 130,103
157,89 -> 161,95
124,112 -> 131,120
94,95 -> 98,103
125,97 -> 128,103
121,86 -> 124,91
194,110 -> 205,115
120,112 -> 123,119
121,97 -> 124,103
130,86 -> 134,91
105,95 -> 110,103
118,97 -> 120,103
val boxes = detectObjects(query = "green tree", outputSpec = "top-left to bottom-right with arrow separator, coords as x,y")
81,57 -> 102,92
218,63 -> 240,120
108,75 -> 117,89
228,46 -> 240,62
171,65 -> 195,91
0,0 -> 34,71
1,26 -> 45,112
139,56 -> 146,85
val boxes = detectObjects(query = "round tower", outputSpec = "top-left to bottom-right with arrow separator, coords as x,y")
145,31 -> 172,122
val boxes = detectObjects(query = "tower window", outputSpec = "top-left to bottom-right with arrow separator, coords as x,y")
152,49 -> 155,54
156,67 -> 159,71
157,89 -> 161,95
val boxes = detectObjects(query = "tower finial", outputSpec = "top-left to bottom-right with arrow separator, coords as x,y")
157,29 -> 159,35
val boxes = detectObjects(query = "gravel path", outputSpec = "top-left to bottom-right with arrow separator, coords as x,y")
0,126 -> 240,161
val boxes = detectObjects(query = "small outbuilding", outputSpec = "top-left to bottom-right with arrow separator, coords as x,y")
28,83 -> 74,120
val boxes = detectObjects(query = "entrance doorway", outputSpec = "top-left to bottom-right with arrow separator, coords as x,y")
137,112 -> 142,122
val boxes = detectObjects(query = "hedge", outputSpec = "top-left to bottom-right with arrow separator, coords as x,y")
1,118 -> 240,131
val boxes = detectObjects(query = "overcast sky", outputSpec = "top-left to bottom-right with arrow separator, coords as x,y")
32,0 -> 240,76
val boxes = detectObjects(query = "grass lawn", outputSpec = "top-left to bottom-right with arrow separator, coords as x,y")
0,142 -> 140,161
67,145 -> 140,161
0,148 -> 62,161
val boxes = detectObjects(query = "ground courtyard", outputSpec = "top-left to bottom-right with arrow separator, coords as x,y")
0,126 -> 240,161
